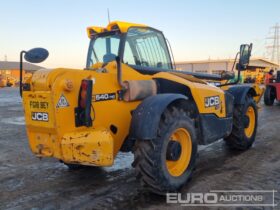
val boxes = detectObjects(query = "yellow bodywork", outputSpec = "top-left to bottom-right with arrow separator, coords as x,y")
221,83 -> 264,104
23,61 -> 226,166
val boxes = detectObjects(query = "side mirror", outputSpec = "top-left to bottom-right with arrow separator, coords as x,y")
238,43 -> 253,71
19,47 -> 48,97
24,48 -> 49,63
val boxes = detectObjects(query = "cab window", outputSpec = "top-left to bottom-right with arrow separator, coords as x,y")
87,34 -> 120,67
123,27 -> 172,69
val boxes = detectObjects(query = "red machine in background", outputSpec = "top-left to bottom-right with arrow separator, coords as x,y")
264,71 -> 280,105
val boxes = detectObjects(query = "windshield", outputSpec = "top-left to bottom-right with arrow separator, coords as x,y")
123,28 -> 172,69
86,33 -> 120,68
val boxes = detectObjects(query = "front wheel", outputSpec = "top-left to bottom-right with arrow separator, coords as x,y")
132,107 -> 197,194
224,96 -> 258,150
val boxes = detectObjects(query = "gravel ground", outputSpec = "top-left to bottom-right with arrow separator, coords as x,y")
0,88 -> 279,210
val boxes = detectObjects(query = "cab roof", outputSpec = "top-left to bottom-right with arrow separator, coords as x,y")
86,21 -> 147,38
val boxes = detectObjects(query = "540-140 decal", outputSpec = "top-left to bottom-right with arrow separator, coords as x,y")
92,93 -> 116,102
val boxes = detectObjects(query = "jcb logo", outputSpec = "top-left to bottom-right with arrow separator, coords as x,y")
31,112 -> 49,122
205,96 -> 220,109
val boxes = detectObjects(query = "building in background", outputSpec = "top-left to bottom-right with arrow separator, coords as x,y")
0,61 -> 44,87
175,58 -> 279,84
175,58 -> 279,74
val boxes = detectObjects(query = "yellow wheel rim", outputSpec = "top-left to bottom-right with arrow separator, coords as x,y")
245,106 -> 256,138
166,128 -> 192,177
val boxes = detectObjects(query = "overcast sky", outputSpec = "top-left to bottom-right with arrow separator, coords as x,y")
0,0 -> 279,68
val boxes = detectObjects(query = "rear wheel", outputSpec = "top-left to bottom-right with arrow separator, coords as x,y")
264,86 -> 275,106
132,107 -> 197,194
224,96 -> 258,150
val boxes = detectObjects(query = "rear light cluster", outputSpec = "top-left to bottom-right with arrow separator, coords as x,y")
75,79 -> 93,127
79,80 -> 89,108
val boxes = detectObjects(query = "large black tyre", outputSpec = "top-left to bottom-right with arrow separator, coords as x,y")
132,106 -> 197,194
264,86 -> 275,106
224,96 -> 258,150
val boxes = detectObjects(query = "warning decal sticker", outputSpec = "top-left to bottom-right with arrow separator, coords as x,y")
56,94 -> 69,108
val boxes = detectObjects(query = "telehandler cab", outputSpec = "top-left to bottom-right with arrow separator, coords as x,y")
20,21 -> 263,194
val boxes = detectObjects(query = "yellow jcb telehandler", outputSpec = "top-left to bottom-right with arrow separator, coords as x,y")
20,21 -> 263,194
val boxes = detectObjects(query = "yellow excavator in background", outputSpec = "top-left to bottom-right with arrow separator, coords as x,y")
6,76 -> 17,87
0,75 -> 7,87
19,21 -> 263,194
243,67 -> 267,84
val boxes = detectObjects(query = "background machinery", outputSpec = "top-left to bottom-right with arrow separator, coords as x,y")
20,21 -> 263,194
264,71 -> 280,105
0,75 -> 7,88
